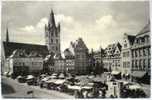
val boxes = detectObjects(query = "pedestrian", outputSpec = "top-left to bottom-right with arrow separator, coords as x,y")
74,90 -> 80,98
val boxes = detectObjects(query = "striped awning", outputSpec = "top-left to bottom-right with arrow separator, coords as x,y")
131,71 -> 146,78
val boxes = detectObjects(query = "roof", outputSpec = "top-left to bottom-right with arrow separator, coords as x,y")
105,42 -> 122,56
3,41 -> 49,58
137,21 -> 150,36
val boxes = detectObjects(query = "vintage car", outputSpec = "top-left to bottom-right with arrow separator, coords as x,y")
121,82 -> 146,98
39,76 -> 52,88
26,75 -> 36,85
17,75 -> 27,83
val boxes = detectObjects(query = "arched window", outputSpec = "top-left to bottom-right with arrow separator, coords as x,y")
51,39 -> 53,43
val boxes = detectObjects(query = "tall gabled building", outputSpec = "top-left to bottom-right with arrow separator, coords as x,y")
131,21 -> 151,80
103,42 -> 122,72
121,33 -> 135,78
45,10 -> 60,55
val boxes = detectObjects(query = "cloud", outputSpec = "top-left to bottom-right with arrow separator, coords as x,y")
20,25 -> 36,32
36,18 -> 48,28
55,14 -> 74,24
2,1 -> 149,52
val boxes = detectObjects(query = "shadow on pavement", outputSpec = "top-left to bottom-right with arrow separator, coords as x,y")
2,82 -> 16,94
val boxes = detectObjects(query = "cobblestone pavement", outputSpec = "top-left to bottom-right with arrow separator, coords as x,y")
2,76 -> 74,99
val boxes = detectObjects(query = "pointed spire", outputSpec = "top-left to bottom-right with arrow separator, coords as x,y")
57,23 -> 60,32
6,27 -> 9,42
48,9 -> 56,28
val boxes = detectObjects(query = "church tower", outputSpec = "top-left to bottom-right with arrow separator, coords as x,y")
45,10 -> 60,55
6,27 -> 9,42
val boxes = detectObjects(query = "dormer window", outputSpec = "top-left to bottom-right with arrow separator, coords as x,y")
124,43 -> 127,48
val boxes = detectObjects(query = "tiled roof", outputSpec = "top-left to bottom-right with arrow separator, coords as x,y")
105,42 -> 122,56
3,41 -> 49,58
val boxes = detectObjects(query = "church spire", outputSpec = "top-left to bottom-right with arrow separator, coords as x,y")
6,27 -> 9,42
48,9 -> 56,28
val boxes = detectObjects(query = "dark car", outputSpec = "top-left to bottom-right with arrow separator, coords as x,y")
17,75 -> 27,83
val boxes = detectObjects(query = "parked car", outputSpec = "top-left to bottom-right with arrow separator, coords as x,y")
39,76 -> 53,88
121,82 -> 146,98
17,75 -> 27,83
58,73 -> 65,79
26,75 -> 36,85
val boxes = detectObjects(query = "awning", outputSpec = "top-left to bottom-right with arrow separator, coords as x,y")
54,79 -> 66,84
111,71 -> 120,75
8,72 -> 12,75
131,71 -> 146,78
82,86 -> 93,89
46,79 -> 57,83
129,84 -> 141,90
67,85 -> 81,90
26,75 -> 34,79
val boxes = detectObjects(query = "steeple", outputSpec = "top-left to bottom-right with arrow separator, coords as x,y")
48,9 -> 56,28
6,27 -> 9,42
57,23 -> 60,32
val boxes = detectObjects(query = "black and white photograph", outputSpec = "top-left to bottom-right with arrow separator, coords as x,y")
1,0 -> 151,99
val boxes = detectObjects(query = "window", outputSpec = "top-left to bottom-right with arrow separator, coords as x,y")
139,60 -> 142,70
52,46 -> 54,50
135,51 -> 137,57
132,60 -> 134,69
56,39 -> 58,43
135,60 -> 138,69
127,62 -> 130,68
123,52 -> 125,57
142,37 -> 145,43
51,32 -> 53,36
51,39 -> 53,43
143,59 -> 145,69
139,49 -> 142,56
56,46 -> 58,51
148,59 -> 150,68
56,33 -> 58,37
143,48 -> 146,56
124,44 -> 127,48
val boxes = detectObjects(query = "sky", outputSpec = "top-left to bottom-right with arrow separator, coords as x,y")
1,1 -> 150,52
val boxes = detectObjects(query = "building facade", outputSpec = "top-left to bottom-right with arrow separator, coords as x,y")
45,10 -> 60,55
74,38 -> 89,74
131,22 -> 151,78
103,43 -> 122,72
121,33 -> 135,77
2,29 -> 49,75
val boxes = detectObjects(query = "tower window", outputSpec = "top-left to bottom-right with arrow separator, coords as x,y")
56,33 -> 58,37
51,32 -> 53,36
56,46 -> 58,51
56,39 -> 58,43
51,39 -> 53,43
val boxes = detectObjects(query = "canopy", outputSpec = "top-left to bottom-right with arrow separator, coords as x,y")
50,75 -> 57,79
58,74 -> 65,78
54,79 -> 66,84
129,84 -> 141,90
67,85 -> 81,90
46,79 -> 57,83
26,75 -> 34,79
82,86 -> 93,90
111,71 -> 120,75
52,73 -> 58,76
17,75 -> 22,79
131,71 -> 146,78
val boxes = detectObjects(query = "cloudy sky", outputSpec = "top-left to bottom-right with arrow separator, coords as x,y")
2,1 -> 150,52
